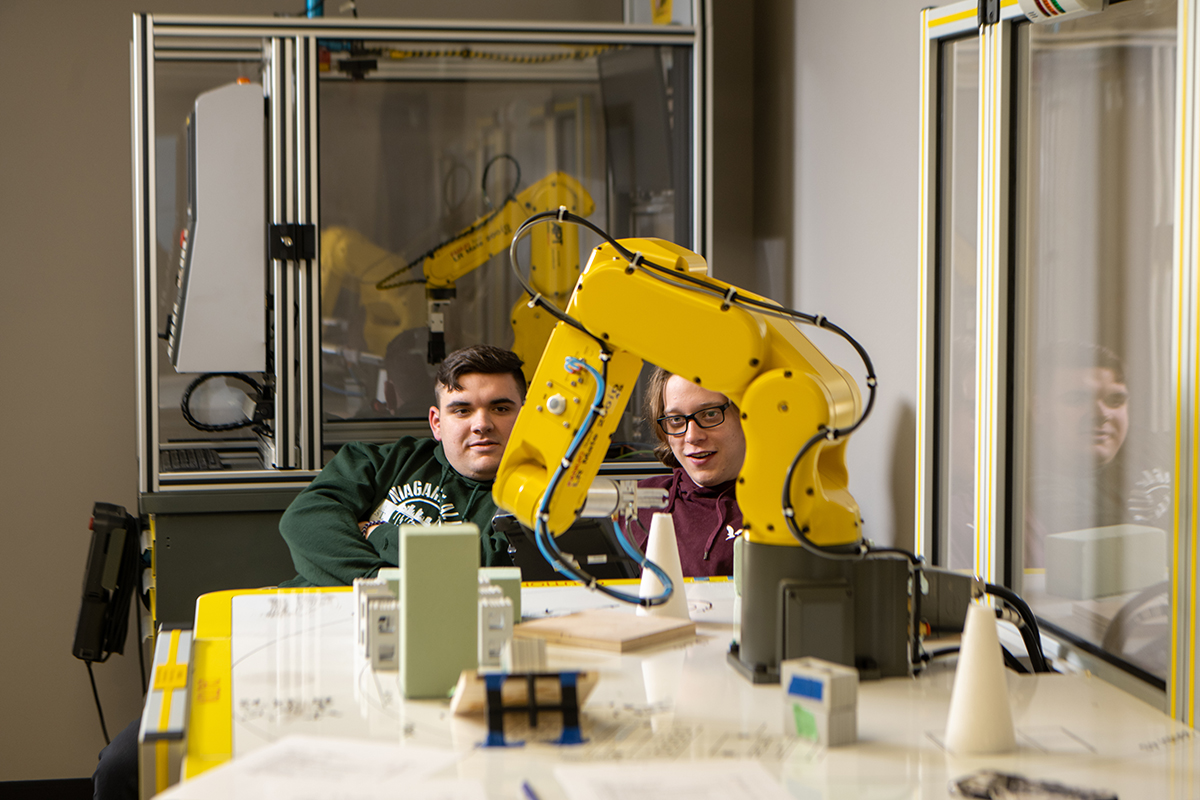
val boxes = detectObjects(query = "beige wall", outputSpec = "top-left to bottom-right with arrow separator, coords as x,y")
0,0 -> 927,779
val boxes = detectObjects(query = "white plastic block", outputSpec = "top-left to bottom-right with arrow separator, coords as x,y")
478,586 -> 513,670
1045,524 -> 1167,600
366,597 -> 400,671
479,566 -> 522,620
781,657 -> 858,746
353,576 -> 392,658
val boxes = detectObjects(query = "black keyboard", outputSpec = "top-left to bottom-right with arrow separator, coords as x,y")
162,448 -> 223,471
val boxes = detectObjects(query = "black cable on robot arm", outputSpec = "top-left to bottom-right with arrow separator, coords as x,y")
504,209 -> 670,603
505,211 -> 623,351
540,210 -> 821,342
778,425 -> 922,565
525,349 -> 672,607
1001,646 -> 1031,674
508,210 -> 561,299
779,427 -> 867,562
481,153 -> 521,210
512,210 -> 879,421
811,316 -> 878,437
606,238 -> 879,440
510,208 -> 874,384
376,154 -> 523,291
985,582 -> 1050,673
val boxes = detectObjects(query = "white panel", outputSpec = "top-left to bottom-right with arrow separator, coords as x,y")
171,82 -> 266,373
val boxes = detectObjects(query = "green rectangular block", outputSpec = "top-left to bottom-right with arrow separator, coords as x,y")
479,566 -> 522,621
400,523 -> 480,698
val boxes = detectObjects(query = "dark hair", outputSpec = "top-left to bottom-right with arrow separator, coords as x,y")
644,366 -> 681,469
1050,341 -> 1126,384
433,344 -> 526,403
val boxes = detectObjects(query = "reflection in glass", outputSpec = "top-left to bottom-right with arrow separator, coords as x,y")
317,42 -> 692,446
1015,0 -> 1176,681
938,36 -> 980,571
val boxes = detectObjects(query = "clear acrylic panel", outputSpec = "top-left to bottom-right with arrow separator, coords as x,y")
938,35 -> 980,572
317,41 -> 694,460
154,57 -> 269,472
1014,0 -> 1177,681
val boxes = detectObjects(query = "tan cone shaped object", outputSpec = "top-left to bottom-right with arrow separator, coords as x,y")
637,512 -> 691,620
944,603 -> 1017,754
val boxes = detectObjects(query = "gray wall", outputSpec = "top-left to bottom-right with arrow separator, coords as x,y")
0,0 -> 924,780
0,0 -> 618,781
2,3 -> 143,780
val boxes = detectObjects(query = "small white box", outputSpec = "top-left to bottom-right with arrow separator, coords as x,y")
353,576 -> 392,657
479,566 -> 522,620
366,597 -> 400,671
478,585 -> 513,669
781,657 -> 858,746
1045,524 -> 1167,600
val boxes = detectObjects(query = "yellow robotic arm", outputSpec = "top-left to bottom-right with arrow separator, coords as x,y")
417,170 -> 593,294
382,170 -> 594,369
492,223 -> 964,686
492,236 -> 865,552
495,225 -> 1044,684
320,226 -> 426,358
320,170 -> 593,371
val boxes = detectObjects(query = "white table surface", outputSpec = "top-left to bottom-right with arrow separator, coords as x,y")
179,581 -> 1200,799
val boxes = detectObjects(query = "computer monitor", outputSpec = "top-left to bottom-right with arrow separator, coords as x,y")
165,81 -> 266,374
494,514 -> 642,582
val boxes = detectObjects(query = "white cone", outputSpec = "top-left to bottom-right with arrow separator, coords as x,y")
642,647 -> 686,732
637,512 -> 690,620
944,603 -> 1017,755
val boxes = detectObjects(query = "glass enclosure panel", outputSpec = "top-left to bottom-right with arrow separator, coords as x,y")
145,35 -> 696,481
1014,0 -> 1176,682
318,42 -> 694,460
154,57 -> 269,472
938,36 -> 981,571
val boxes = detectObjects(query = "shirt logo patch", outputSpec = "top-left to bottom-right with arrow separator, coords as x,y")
371,480 -> 461,528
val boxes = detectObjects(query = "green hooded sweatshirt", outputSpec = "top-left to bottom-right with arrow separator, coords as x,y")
279,437 -> 511,586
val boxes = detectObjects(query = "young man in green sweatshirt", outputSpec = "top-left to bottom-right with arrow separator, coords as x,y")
279,343 -> 526,586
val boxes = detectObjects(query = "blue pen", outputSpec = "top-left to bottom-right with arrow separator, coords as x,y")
521,780 -> 541,800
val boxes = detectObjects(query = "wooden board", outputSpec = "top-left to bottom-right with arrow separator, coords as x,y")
511,609 -> 695,652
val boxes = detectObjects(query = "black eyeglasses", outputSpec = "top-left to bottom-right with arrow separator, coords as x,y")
657,402 -> 731,436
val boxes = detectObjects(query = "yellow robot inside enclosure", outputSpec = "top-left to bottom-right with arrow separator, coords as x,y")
321,226 -> 426,358
492,237 -> 864,552
319,170 -> 594,375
